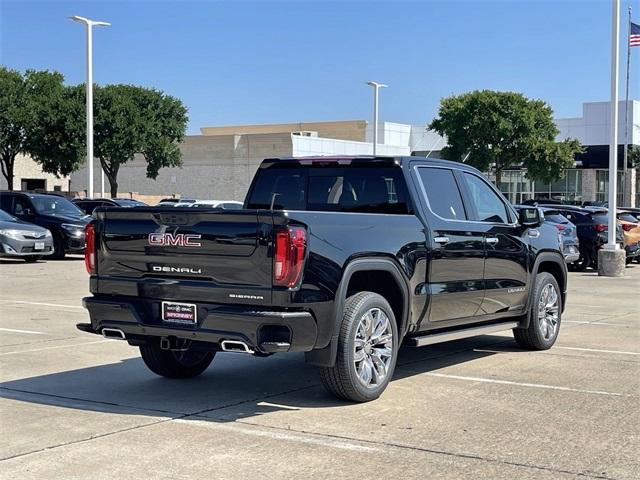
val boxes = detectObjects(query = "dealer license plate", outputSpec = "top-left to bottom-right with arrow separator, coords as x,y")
161,301 -> 197,324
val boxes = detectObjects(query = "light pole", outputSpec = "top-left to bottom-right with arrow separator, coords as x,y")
366,81 -> 387,156
69,15 -> 110,199
599,0 -> 625,277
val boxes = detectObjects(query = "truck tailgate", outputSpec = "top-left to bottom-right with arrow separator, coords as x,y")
94,208 -> 273,304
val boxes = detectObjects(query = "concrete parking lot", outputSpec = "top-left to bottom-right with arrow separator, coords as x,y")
0,258 -> 638,480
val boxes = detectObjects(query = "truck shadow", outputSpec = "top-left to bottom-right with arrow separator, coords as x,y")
0,334 -> 517,422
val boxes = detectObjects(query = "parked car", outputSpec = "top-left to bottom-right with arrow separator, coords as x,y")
537,204 -> 624,271
0,192 -> 89,259
617,211 -> 640,264
79,156 -> 567,402
540,208 -> 580,264
156,198 -> 181,206
173,199 -> 197,207
619,207 -> 640,222
73,198 -> 148,215
189,200 -> 243,210
0,209 -> 54,262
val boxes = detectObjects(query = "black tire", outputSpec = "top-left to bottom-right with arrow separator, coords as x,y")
572,249 -> 591,271
140,341 -> 215,378
625,257 -> 633,265
23,256 -> 43,263
513,272 -> 562,350
319,291 -> 399,402
51,235 -> 66,260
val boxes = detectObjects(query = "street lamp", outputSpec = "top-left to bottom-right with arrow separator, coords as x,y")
599,0 -> 625,277
366,81 -> 387,156
69,15 -> 110,198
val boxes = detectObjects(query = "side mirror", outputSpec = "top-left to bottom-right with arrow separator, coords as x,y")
518,207 -> 542,228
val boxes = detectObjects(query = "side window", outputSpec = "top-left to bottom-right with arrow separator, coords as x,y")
462,173 -> 510,223
417,167 -> 467,220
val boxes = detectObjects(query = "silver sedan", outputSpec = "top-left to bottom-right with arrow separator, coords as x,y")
0,209 -> 54,262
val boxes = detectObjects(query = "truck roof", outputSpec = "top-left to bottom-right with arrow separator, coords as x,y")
259,155 -> 483,174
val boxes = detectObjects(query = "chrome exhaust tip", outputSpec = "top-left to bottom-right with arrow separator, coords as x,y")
101,328 -> 126,340
220,340 -> 254,354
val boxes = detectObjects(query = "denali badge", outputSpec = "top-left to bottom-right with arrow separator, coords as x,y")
152,266 -> 202,274
148,232 -> 202,247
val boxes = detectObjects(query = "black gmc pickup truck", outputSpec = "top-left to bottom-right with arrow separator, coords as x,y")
79,156 -> 567,402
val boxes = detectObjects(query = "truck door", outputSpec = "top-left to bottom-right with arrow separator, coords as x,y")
458,172 -> 529,315
413,166 -> 486,327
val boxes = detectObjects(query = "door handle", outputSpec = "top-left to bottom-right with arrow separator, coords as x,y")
486,237 -> 499,245
434,236 -> 450,244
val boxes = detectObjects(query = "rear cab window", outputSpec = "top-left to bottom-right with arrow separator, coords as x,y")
246,162 -> 411,214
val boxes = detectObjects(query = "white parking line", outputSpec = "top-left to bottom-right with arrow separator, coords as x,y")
0,327 -> 49,335
177,418 -> 379,452
425,373 -> 626,396
0,339 -> 112,356
556,346 -> 640,356
563,320 -> 627,326
0,300 -> 84,310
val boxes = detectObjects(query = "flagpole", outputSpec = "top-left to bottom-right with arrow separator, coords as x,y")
623,5 -> 632,206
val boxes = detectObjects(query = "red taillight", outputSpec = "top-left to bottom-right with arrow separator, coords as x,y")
84,223 -> 95,274
594,224 -> 607,233
622,224 -> 635,232
273,226 -> 306,288
554,224 -> 566,231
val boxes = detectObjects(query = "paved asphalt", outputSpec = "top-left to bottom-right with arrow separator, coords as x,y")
0,257 -> 638,479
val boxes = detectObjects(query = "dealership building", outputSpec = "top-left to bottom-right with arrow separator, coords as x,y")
5,99 -> 639,207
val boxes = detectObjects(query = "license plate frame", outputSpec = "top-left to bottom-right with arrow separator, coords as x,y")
161,301 -> 197,324
34,241 -> 45,251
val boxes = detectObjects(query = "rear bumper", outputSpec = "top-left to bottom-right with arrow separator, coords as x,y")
80,296 -> 318,353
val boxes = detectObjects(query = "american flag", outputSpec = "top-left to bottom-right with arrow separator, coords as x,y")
631,21 -> 640,47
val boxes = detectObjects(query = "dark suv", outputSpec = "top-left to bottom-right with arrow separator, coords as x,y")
73,198 -> 147,215
0,192 -> 89,259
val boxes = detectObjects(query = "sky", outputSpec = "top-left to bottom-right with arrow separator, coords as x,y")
1,0 -> 639,134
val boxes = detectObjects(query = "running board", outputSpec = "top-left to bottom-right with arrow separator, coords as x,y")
405,321 -> 520,347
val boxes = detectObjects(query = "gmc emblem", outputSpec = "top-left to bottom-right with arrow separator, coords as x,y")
148,233 -> 202,247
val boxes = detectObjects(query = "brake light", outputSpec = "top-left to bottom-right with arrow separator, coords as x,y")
273,226 -> 306,288
554,224 -> 566,231
594,224 -> 607,233
84,223 -> 95,274
622,224 -> 635,232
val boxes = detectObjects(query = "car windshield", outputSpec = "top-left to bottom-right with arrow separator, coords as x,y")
0,209 -> 17,222
543,212 -> 569,223
31,196 -> 85,217
618,213 -> 639,223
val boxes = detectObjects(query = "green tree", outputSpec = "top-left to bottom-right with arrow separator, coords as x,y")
0,67 -> 85,190
628,145 -> 640,168
94,84 -> 188,196
0,67 -> 27,190
429,90 -> 583,185
23,72 -> 85,179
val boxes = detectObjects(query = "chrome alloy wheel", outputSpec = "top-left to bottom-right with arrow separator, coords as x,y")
353,307 -> 394,388
537,283 -> 559,340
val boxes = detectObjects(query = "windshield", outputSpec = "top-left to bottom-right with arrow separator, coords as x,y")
618,213 -> 639,223
0,209 -> 17,222
31,196 -> 85,217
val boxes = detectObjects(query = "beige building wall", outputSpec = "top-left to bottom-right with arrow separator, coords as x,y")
70,133 -> 295,202
0,154 -> 69,191
200,120 -> 368,142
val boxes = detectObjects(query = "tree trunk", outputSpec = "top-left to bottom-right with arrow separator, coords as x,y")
495,168 -> 502,187
1,154 -> 16,191
109,177 -> 118,198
